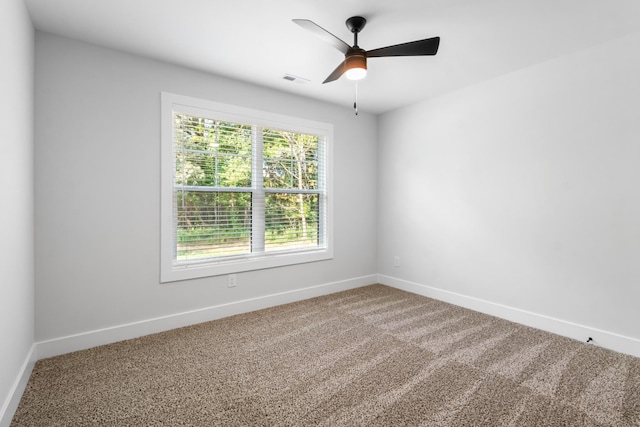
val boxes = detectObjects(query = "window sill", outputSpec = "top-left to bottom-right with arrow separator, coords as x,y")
160,248 -> 333,283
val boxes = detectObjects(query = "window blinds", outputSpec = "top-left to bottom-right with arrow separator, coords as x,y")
172,112 -> 326,264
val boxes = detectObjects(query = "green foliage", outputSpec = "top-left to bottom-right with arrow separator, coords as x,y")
263,129 -> 319,190
175,116 -> 252,188
174,114 -> 322,261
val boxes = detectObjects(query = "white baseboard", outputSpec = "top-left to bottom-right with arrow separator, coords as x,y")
31,272 -> 640,369
36,275 -> 376,360
378,274 -> 640,358
0,344 -> 36,427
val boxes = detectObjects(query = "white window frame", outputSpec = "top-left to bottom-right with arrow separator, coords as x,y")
161,92 -> 333,282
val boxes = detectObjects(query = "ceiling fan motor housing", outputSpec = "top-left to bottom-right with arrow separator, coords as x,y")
345,48 -> 367,73
344,48 -> 367,80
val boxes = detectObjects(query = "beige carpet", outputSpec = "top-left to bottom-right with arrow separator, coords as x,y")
12,285 -> 640,426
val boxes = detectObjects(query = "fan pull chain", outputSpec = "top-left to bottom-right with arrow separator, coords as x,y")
354,82 -> 359,116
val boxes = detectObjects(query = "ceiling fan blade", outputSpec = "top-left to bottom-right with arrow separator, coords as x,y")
323,60 -> 347,84
293,19 -> 351,55
366,37 -> 440,57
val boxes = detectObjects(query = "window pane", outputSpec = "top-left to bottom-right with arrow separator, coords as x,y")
175,114 -> 252,188
263,129 -> 319,190
176,191 -> 251,261
265,193 -> 319,252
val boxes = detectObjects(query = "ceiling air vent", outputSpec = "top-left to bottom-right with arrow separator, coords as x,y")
282,74 -> 310,84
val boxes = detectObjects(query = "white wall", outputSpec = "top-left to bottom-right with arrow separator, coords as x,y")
378,31 -> 640,355
0,0 -> 35,423
34,33 -> 378,349
30,14 -> 640,362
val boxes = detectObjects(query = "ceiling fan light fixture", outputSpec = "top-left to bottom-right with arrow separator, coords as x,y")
345,54 -> 367,80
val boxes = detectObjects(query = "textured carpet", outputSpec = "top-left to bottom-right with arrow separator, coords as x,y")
12,285 -> 640,426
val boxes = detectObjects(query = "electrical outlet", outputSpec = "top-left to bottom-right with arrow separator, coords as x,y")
394,256 -> 400,267
228,274 -> 237,288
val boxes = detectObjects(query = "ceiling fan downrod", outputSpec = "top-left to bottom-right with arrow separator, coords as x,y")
346,16 -> 367,46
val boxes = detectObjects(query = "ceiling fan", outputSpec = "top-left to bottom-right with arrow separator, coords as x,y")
293,16 -> 440,84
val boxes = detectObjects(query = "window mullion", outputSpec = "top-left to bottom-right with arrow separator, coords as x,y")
251,125 -> 265,253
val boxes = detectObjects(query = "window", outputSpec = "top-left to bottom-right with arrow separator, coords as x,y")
161,93 -> 333,282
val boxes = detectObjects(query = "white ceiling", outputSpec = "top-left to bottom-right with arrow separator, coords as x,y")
24,0 -> 640,114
